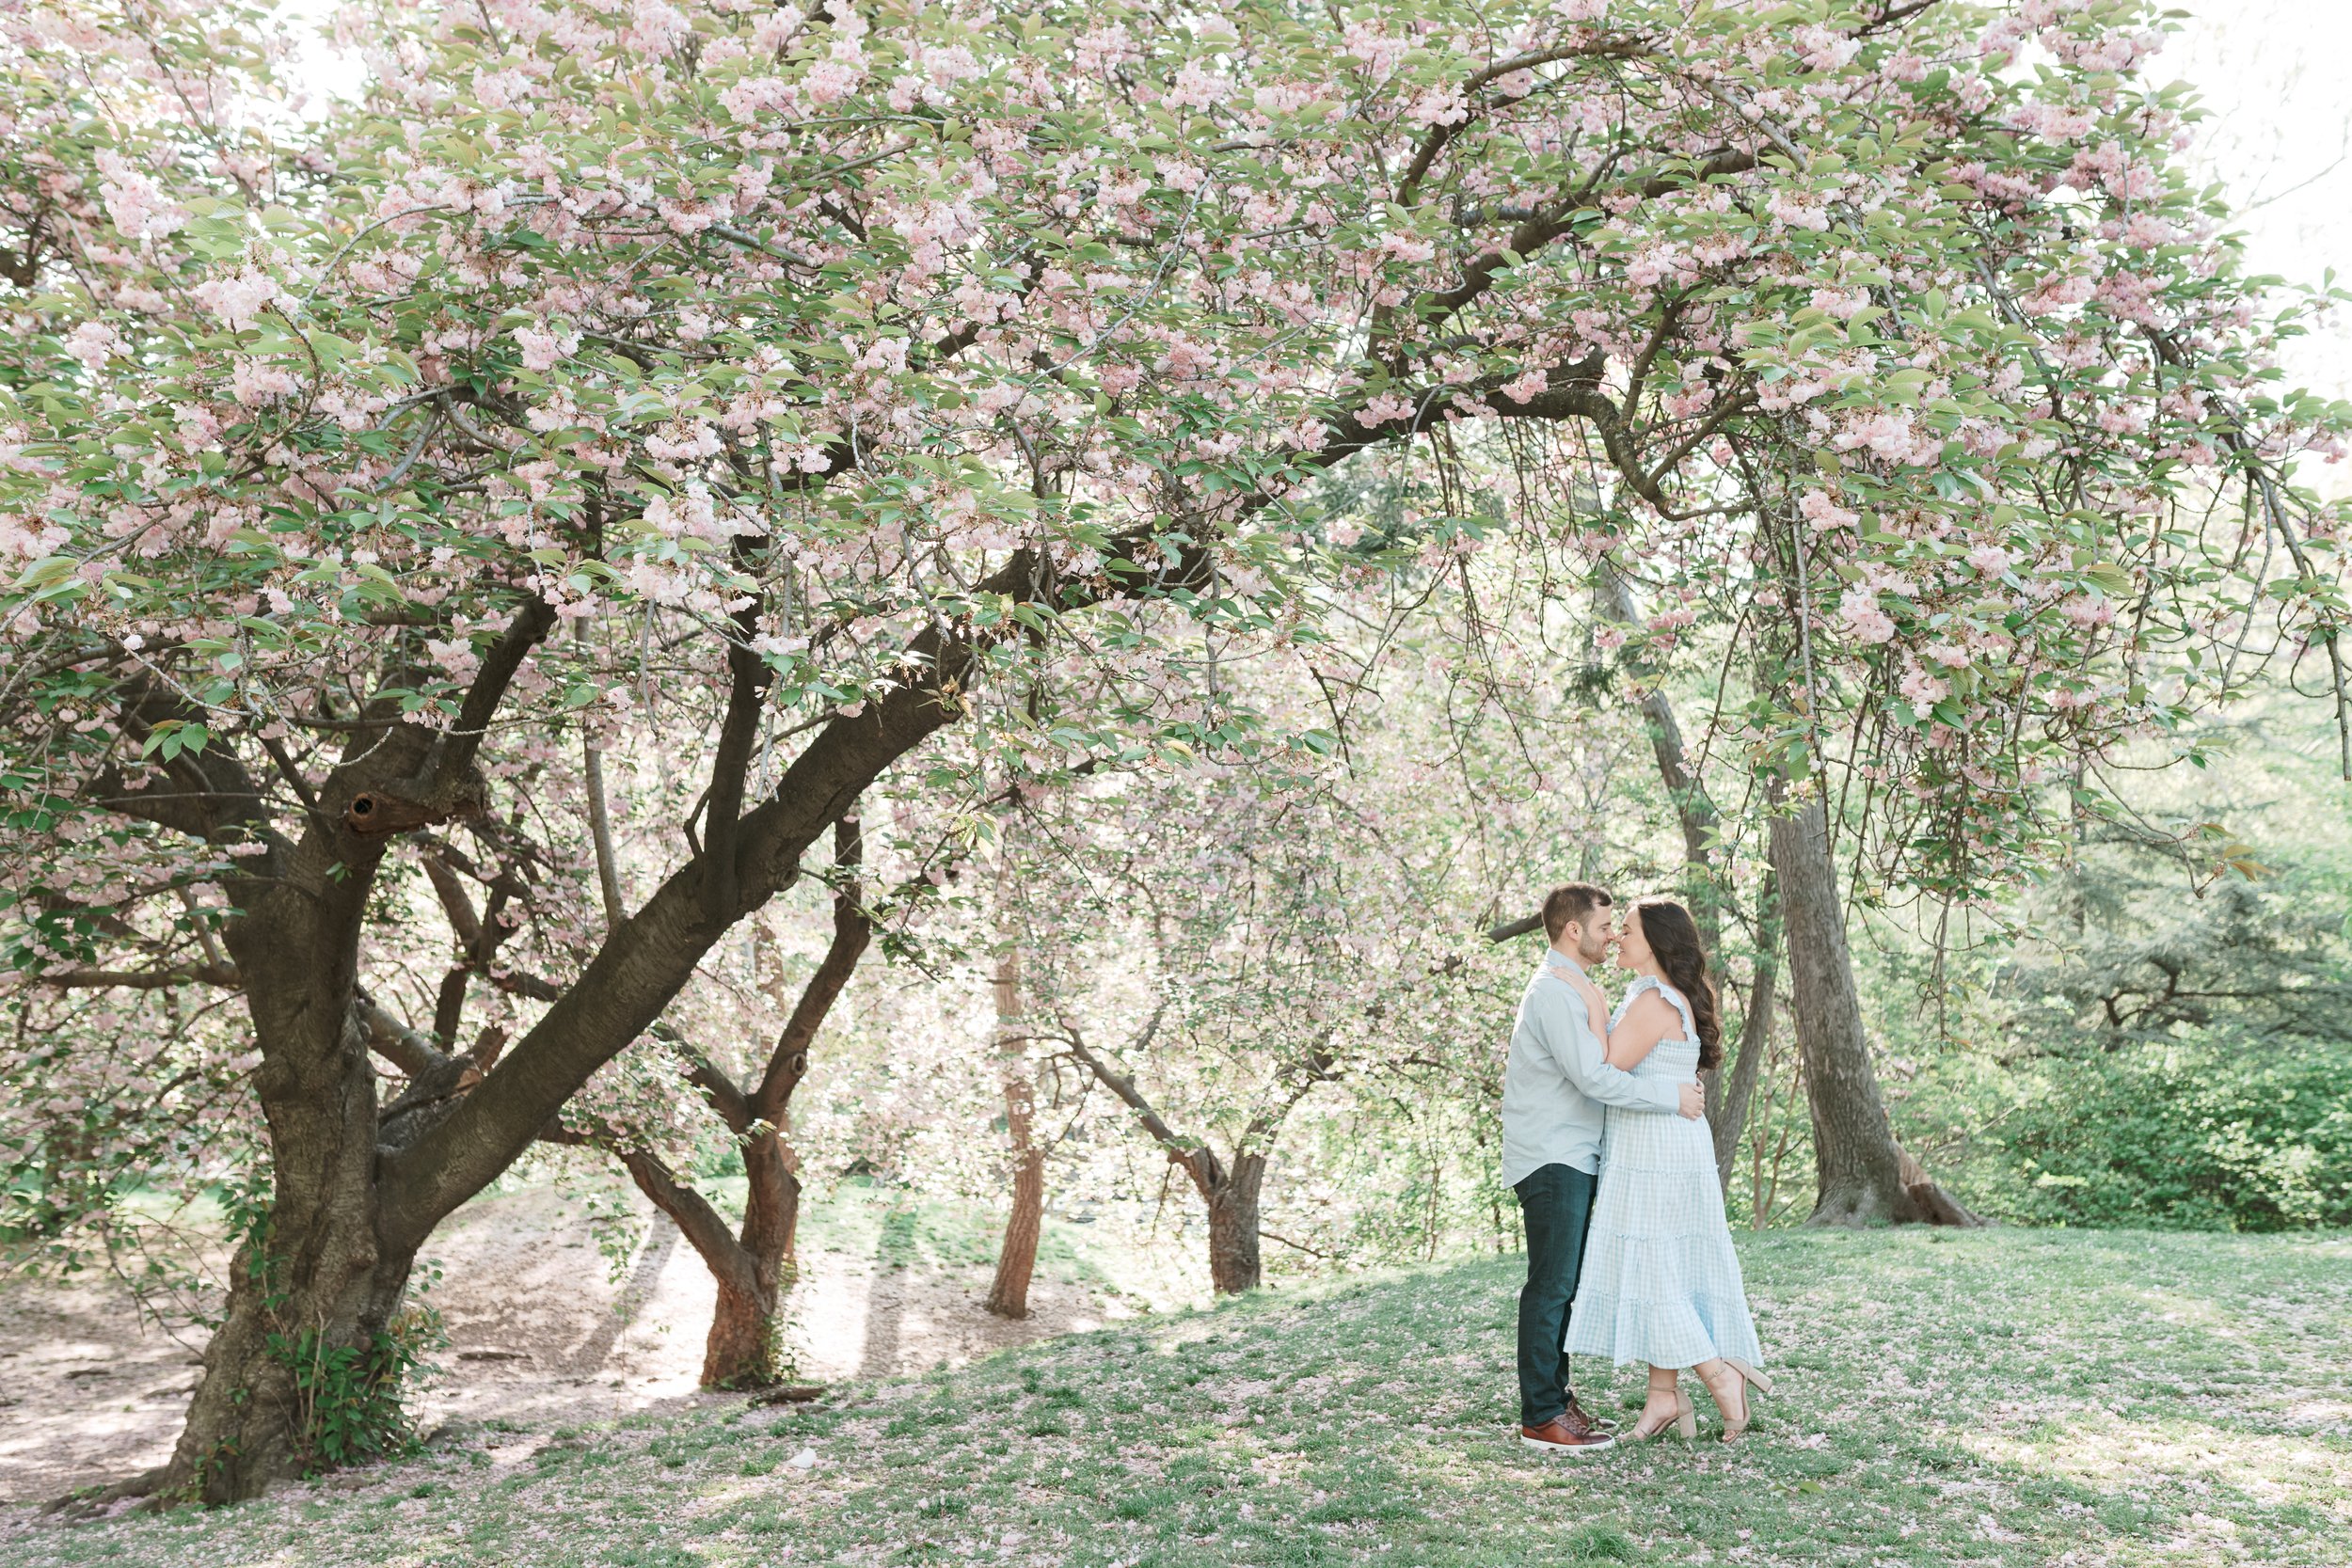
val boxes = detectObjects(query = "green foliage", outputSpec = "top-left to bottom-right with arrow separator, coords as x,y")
1843,716 -> 2352,1235
266,1299 -> 446,1477
1980,842 -> 2352,1230
1995,1043 -> 2352,1231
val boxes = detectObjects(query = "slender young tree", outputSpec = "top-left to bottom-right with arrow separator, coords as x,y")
1594,564 -> 1790,1194
983,812 -> 1048,1319
1060,1013 -> 1319,1296
552,818 -> 873,1388
999,758 -> 1403,1294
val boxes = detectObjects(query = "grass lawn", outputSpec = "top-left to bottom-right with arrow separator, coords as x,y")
6,1228 -> 2346,1567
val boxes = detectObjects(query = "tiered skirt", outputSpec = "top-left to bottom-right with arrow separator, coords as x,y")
1565,1086 -> 1765,1370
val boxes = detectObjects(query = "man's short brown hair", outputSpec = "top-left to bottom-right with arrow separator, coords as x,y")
1542,883 -> 1613,943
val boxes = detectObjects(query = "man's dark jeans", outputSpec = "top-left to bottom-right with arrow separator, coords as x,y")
1515,1161 -> 1598,1429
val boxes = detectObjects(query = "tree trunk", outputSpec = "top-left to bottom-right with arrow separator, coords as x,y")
985,1127 -> 1046,1319
153,887 -> 418,1501
1200,1153 -> 1265,1295
596,822 -> 866,1387
700,1128 -> 800,1387
1600,565 -> 1762,1182
167,1227 -> 419,1504
984,866 -> 1045,1319
1768,788 -> 1977,1227
1710,870 -> 1781,1191
702,1276 -> 776,1389
1055,1019 -> 1286,1299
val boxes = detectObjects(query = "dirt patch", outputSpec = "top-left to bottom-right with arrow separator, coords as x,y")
0,1182 -> 1146,1504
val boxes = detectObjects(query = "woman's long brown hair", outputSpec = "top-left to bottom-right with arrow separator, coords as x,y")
1633,897 -> 1723,1069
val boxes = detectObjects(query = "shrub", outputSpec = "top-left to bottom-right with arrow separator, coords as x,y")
1994,1040 -> 2352,1230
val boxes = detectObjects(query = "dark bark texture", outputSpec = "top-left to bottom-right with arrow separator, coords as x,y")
1768,789 -> 1979,1227
100,606 -> 555,1503
1196,1152 -> 1267,1295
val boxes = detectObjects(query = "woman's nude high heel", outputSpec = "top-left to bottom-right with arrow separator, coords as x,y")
1696,1359 -> 1754,1443
1627,1387 -> 1695,1442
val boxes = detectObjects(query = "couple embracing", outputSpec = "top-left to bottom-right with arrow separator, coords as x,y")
1502,882 -> 1771,1454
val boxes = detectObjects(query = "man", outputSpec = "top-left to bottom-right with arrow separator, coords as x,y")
1502,882 -> 1706,1454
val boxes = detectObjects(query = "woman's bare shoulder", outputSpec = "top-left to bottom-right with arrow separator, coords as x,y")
1619,989 -> 1677,1028
1618,987 -> 1675,1024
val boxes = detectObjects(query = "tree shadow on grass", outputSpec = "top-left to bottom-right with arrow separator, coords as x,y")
856,1203 -> 917,1376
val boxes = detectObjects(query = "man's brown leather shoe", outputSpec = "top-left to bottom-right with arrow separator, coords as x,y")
1565,1392 -> 1617,1433
1519,1413 -> 1615,1455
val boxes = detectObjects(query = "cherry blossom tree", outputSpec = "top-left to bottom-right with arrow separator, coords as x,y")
544,818 -> 874,1389
6,0 -> 2345,1501
999,765 -> 1363,1295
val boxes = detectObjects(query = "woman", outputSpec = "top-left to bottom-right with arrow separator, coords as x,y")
1564,896 -> 1771,1442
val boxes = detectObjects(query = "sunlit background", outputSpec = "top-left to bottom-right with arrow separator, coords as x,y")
2179,0 -> 2352,410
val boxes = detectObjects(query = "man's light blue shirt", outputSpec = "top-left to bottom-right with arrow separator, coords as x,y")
1499,948 -> 1679,1188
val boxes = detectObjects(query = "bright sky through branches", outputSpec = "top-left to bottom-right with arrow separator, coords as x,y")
2177,1 -> 2352,402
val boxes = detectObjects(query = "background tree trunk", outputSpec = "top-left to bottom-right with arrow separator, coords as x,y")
1200,1153 -> 1266,1294
1710,870 -> 1781,1191
1768,788 -> 1978,1227
1055,1012 -> 1295,1297
699,1128 -> 801,1387
701,1276 -> 776,1389
588,820 -> 867,1386
1599,566 -> 1770,1183
592,1123 -> 803,1390
611,1148 -> 768,1386
985,856 -> 1045,1320
985,1113 -> 1046,1319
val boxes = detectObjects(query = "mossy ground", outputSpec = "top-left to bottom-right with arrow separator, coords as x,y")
7,1228 -> 2345,1566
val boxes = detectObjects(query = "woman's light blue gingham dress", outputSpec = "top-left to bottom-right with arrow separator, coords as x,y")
1565,977 -> 1765,1370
